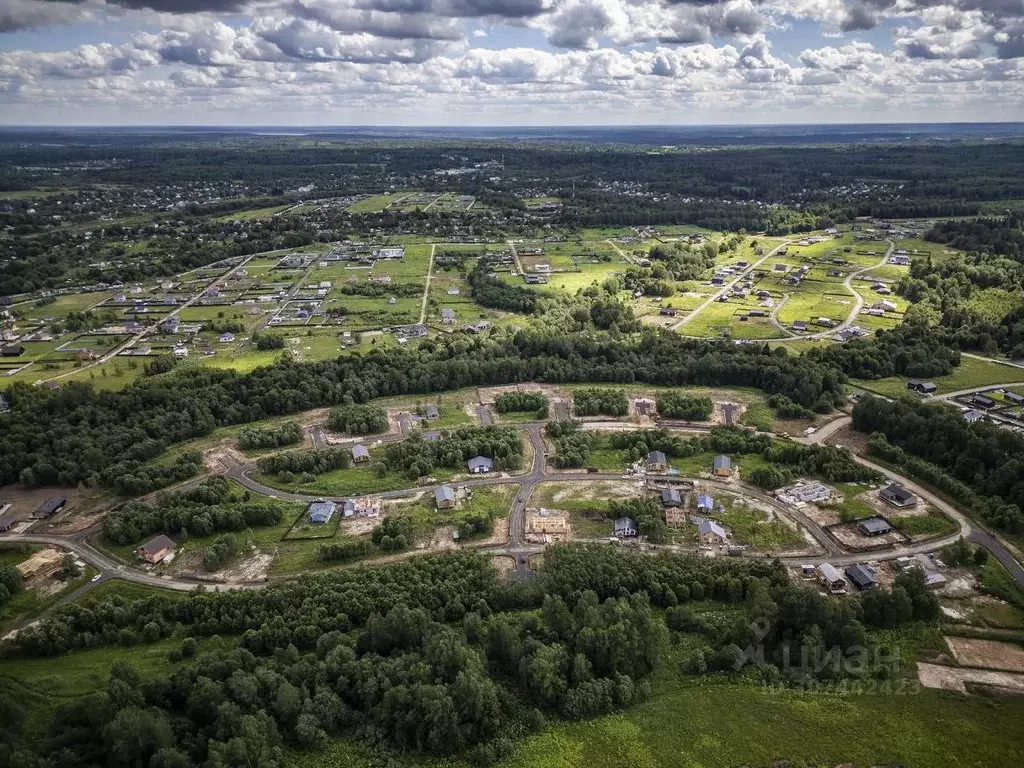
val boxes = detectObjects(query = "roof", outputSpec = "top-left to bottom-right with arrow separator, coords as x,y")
468,455 -> 493,471
0,515 -> 17,529
963,409 -> 985,422
351,444 -> 370,459
846,563 -> 877,588
661,488 -> 682,505
36,497 -> 66,514
818,563 -> 843,583
881,483 -> 916,503
714,455 -> 731,469
697,518 -> 727,539
425,405 -> 440,418
308,500 -> 336,523
857,517 -> 892,534
647,450 -> 667,464
435,486 -> 456,504
614,517 -> 638,535
697,494 -> 714,508
139,534 -> 176,556
1005,392 -> 1024,403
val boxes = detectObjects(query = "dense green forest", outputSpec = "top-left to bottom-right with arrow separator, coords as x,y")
853,396 -> 1024,533
0,331 -> 847,491
0,545 -> 936,767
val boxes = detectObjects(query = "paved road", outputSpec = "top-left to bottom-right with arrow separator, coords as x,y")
5,416 -> 1023,610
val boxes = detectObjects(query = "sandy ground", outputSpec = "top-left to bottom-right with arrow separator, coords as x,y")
490,555 -> 515,577
918,662 -> 1024,694
218,550 -> 274,582
801,502 -> 842,528
0,485 -> 116,535
946,637 -> 1024,673
824,424 -> 870,454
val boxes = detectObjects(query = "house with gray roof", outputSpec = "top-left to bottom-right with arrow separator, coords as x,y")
435,486 -> 456,509
646,450 -> 667,471
661,488 -> 682,506
695,517 -> 728,545
468,456 -> 493,473
351,444 -> 370,463
309,500 -> 336,524
817,563 -> 846,593
856,517 -> 892,536
846,563 -> 877,590
713,455 -> 732,476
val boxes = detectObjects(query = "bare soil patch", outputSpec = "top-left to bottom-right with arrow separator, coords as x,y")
946,637 -> 1024,673
0,485 -> 115,535
490,555 -> 515,577
825,424 -> 870,454
918,662 -> 1024,694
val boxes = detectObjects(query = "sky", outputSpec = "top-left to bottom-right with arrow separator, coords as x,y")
0,0 -> 1022,125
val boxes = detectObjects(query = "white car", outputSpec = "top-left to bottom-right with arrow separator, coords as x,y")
91,574 -> 102,582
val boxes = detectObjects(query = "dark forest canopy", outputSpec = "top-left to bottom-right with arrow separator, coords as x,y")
0,331 -> 846,490
0,545 -> 937,767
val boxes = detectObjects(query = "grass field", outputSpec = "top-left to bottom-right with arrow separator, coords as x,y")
214,204 -> 289,222
855,355 -> 1024,397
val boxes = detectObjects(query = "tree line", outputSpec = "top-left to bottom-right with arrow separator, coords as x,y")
237,422 -> 303,451
377,426 -> 524,479
0,329 -> 848,491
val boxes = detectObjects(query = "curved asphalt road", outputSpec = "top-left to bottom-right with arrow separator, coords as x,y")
5,412 -> 1023,613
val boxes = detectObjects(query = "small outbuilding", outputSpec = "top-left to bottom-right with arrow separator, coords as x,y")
351,444 -> 370,463
817,563 -> 846,593
713,455 -> 732,477
697,494 -> 714,513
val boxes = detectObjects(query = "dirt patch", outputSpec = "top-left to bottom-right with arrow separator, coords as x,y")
342,517 -> 380,536
824,424 -> 870,454
490,555 -> 515,577
800,502 -> 842,528
476,383 -> 567,406
946,637 -> 1024,673
0,485 -> 116,535
423,525 -> 459,551
918,662 -> 1024,694
218,550 -> 274,583
711,400 -> 747,426
536,479 -> 646,506
933,569 -> 977,598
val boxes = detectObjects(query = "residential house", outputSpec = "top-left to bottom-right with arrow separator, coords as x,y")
646,450 -> 668,472
792,320 -> 809,332
880,483 -> 917,508
846,563 -> 877,590
137,534 -> 176,564
1,344 -> 24,357
424,405 -> 440,421
661,488 -> 682,507
34,497 -> 66,518
351,444 -> 370,463
963,409 -> 986,423
856,517 -> 893,536
468,456 -> 493,474
447,287 -> 461,296
713,455 -> 732,477
1004,392 -> 1024,405
308,500 -> 336,524
664,507 -> 685,526
696,517 -> 728,546
614,517 -> 638,537
173,346 -> 189,359
435,486 -> 456,510
219,333 -> 235,343
817,563 -> 846,593
874,299 -> 898,313
696,494 -> 714,513
342,500 -> 357,517
659,307 -> 678,317
906,380 -> 937,394
972,395 -> 995,409
441,308 -> 457,325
